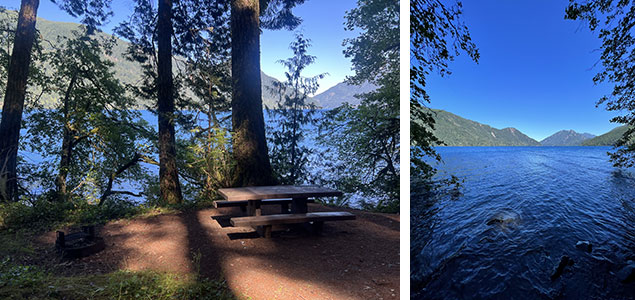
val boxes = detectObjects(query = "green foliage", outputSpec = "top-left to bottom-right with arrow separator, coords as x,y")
566,0 -> 635,167
176,10 -> 235,199
319,101 -> 399,212
259,0 -> 307,31
0,8 -> 49,110
0,8 -> 144,108
429,109 -> 540,146
0,259 -> 47,295
0,259 -> 233,299
0,8 -> 17,98
51,0 -> 113,33
410,0 -> 479,181
318,0 -> 399,212
267,34 -> 324,185
582,125 -> 631,146
0,9 -> 331,110
180,126 -> 235,200
0,197 -> 155,231
21,28 -> 153,205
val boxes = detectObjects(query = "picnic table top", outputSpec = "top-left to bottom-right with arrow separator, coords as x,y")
218,185 -> 343,201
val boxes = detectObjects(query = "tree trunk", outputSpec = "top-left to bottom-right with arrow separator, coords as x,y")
0,0 -> 40,202
55,70 -> 78,202
230,0 -> 276,187
157,0 -> 183,204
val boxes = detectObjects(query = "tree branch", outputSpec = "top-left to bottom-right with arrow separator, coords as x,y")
98,153 -> 142,206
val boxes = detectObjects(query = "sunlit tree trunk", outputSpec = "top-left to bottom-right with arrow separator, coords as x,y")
230,0 -> 276,187
157,0 -> 183,204
0,0 -> 40,202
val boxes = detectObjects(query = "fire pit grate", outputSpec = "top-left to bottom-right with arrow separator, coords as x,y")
56,225 -> 105,259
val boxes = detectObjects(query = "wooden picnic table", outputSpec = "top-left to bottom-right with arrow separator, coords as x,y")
216,185 -> 353,238
217,185 -> 343,216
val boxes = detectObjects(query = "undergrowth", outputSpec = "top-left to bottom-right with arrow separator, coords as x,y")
0,198 -> 176,232
0,258 -> 233,299
0,233 -> 234,299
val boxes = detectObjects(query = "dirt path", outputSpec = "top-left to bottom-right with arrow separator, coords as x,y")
37,204 -> 400,299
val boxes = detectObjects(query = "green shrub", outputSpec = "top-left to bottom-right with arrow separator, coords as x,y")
0,197 -> 155,232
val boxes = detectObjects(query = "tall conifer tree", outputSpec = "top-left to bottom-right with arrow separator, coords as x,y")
230,0 -> 305,187
0,0 -> 40,202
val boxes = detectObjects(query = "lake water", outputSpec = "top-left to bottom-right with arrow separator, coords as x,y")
411,146 -> 635,299
17,109 -> 374,208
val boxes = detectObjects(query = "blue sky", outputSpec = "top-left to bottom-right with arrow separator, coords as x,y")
426,0 -> 619,141
3,0 -> 358,94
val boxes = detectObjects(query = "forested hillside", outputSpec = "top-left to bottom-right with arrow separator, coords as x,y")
540,130 -> 595,146
430,109 -> 540,146
1,8 -> 370,109
582,125 -> 629,146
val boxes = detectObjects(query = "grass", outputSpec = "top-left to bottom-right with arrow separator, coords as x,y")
0,204 -> 235,299
0,231 -> 234,300
0,263 -> 234,300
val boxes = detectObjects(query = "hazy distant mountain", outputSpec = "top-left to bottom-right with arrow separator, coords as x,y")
582,125 -> 629,146
540,130 -> 595,146
430,110 -> 540,146
310,82 -> 376,109
260,72 -> 288,108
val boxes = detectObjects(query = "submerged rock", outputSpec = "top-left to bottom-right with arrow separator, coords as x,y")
616,261 -> 635,284
486,218 -> 503,225
486,210 -> 519,226
551,255 -> 574,281
575,241 -> 592,253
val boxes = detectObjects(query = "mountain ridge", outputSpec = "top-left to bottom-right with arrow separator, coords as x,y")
429,109 -> 540,146
582,125 -> 629,146
540,129 -> 595,146
311,81 -> 376,109
0,9 -> 362,109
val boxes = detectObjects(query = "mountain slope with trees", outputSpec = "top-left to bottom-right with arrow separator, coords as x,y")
582,125 -> 629,146
540,130 -> 595,146
430,109 -> 540,146
311,81 -> 375,109
0,8 -> 361,110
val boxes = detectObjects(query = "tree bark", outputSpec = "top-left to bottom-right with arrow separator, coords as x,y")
55,70 -> 78,202
157,0 -> 183,204
230,0 -> 276,187
0,0 -> 40,202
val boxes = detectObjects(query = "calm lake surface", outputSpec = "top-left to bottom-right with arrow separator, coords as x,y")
411,146 -> 635,299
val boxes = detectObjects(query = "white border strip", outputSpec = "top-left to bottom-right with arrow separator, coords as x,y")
399,0 -> 410,298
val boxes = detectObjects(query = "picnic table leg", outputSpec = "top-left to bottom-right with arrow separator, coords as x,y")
263,225 -> 272,238
280,202 -> 289,214
247,200 -> 266,237
291,197 -> 308,214
247,200 -> 261,216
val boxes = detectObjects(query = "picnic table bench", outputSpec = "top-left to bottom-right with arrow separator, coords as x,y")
216,185 -> 355,238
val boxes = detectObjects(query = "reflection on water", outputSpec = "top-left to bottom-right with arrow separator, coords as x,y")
411,146 -> 635,299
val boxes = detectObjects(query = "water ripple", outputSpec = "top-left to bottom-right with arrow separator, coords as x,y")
412,146 -> 635,299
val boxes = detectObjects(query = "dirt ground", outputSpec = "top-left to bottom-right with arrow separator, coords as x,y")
35,204 -> 400,299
